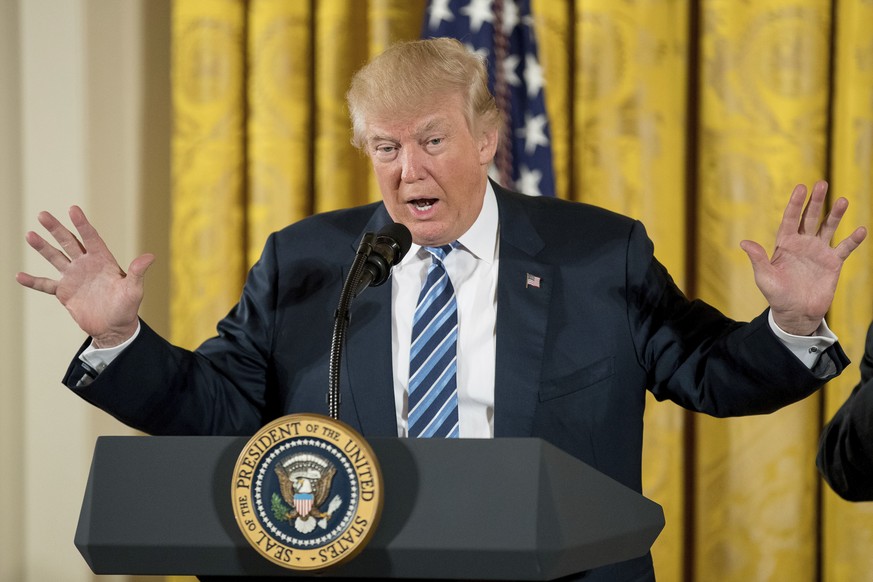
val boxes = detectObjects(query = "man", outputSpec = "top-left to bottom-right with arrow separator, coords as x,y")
817,321 -> 873,501
16,38 -> 868,580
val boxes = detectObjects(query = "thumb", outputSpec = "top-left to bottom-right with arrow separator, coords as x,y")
127,253 -> 155,281
739,240 -> 769,272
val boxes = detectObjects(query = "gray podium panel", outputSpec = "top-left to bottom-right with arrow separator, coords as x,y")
75,436 -> 663,579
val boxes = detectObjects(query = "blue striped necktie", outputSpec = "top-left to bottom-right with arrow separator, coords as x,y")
408,244 -> 459,438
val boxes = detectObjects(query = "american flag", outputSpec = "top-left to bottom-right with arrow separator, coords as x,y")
525,272 -> 541,288
423,0 -> 556,197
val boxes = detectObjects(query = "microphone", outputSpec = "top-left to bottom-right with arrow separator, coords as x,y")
353,222 -> 412,297
327,221 -> 411,419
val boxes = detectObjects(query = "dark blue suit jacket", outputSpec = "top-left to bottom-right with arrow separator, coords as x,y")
65,183 -> 847,580
817,322 -> 873,501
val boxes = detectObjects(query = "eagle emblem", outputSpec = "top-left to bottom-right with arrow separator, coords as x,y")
273,452 -> 341,533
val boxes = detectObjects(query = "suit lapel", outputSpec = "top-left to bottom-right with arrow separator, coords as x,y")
342,207 -> 399,437
493,188 -> 553,437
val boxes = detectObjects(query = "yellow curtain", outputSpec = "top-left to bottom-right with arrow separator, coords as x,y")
822,1 -> 873,581
246,0 -> 313,265
170,1 -> 873,580
695,1 -> 830,579
171,0 -> 246,348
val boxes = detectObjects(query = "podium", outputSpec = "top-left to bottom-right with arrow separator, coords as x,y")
75,436 -> 664,579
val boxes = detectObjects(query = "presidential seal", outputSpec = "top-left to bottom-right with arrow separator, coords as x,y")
232,414 -> 383,571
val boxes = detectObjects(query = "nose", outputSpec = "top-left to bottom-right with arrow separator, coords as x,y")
400,147 -> 426,183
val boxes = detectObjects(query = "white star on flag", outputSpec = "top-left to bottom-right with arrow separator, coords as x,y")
518,112 -> 549,154
524,53 -> 544,98
503,54 -> 522,87
516,164 -> 543,198
428,0 -> 455,29
460,0 -> 495,33
501,0 -> 520,35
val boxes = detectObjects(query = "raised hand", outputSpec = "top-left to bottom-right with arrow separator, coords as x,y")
16,206 -> 154,348
740,180 -> 867,336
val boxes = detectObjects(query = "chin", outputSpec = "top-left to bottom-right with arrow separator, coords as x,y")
410,232 -> 442,247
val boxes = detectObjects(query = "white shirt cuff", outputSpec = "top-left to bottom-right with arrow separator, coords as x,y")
78,321 -> 142,374
768,310 -> 837,369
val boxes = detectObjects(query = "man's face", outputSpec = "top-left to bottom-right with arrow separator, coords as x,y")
364,92 -> 497,247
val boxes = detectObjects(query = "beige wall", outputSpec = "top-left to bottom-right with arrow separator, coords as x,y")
0,0 -> 24,574
1,1 -> 170,580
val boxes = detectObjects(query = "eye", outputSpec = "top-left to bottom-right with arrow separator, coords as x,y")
428,137 -> 443,146
372,143 -> 399,161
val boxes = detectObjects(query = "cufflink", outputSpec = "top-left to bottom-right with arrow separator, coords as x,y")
75,361 -> 100,388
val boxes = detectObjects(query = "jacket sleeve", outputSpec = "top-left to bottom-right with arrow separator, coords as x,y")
816,322 -> 873,501
626,220 -> 849,416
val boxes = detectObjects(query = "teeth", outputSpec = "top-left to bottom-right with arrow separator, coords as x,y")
413,201 -> 433,210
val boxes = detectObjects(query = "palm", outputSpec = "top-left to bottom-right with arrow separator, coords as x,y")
56,248 -> 141,337
752,232 -> 843,323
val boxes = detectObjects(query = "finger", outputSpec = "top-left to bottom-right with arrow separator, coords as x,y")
777,184 -> 808,241
799,180 -> 827,235
15,271 -> 59,295
25,230 -> 72,272
740,239 -> 771,270
833,226 -> 868,261
38,210 -> 86,259
127,253 -> 155,281
817,197 -> 848,242
69,205 -> 112,256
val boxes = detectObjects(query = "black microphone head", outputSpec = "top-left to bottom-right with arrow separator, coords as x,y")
354,222 -> 413,296
375,222 -> 412,264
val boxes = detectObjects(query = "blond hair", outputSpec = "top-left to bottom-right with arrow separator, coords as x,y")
346,37 -> 500,149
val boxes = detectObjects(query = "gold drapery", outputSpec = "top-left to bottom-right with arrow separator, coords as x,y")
822,1 -> 873,580
170,1 -> 873,580
694,2 -> 830,579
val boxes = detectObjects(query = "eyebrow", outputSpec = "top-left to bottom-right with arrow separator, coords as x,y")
367,118 -> 451,146
367,133 -> 396,146
414,119 -> 448,138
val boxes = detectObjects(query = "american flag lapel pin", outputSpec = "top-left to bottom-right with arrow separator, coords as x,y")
525,273 -> 541,289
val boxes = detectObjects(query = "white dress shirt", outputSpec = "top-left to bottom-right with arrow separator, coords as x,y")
390,182 -> 500,438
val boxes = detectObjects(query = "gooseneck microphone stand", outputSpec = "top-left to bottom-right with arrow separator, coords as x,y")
328,233 -> 376,420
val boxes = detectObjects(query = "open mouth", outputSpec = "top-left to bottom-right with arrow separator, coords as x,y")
410,198 -> 438,211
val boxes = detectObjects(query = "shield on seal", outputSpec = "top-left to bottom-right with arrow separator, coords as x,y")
293,489 -> 315,517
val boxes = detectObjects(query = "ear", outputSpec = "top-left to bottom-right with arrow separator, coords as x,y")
477,126 -> 499,166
